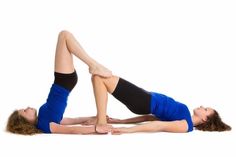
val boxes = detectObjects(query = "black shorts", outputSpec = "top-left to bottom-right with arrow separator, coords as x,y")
54,71 -> 78,92
112,78 -> 151,114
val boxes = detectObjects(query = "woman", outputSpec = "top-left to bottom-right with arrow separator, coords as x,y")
90,75 -> 231,134
7,30 -> 112,135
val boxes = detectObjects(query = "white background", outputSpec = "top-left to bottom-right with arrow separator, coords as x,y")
0,0 -> 235,156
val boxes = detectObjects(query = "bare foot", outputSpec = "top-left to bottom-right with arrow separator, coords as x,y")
89,63 -> 112,77
95,124 -> 113,134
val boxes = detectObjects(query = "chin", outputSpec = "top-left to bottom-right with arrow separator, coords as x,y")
34,110 -> 38,117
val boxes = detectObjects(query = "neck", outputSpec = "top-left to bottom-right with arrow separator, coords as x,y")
191,115 -> 202,126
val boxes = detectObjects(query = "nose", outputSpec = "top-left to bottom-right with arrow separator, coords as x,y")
26,107 -> 32,110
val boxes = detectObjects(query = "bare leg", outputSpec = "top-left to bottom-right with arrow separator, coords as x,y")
91,75 -> 119,133
55,30 -> 112,77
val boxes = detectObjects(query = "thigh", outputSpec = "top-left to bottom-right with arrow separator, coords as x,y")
54,31 -> 74,73
111,78 -> 151,114
102,75 -> 120,93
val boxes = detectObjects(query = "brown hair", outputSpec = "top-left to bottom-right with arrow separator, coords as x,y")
6,110 -> 42,135
195,110 -> 231,131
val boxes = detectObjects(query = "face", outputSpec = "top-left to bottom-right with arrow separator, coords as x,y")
193,106 -> 215,122
18,107 -> 37,124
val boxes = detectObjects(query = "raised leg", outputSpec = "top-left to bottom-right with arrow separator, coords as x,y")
54,31 -> 75,73
55,30 -> 112,77
91,75 -> 119,133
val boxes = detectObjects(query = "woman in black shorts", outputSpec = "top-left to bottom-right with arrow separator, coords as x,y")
7,30 -> 112,135
91,75 -> 231,134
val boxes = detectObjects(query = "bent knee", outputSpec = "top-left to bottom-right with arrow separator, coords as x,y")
91,75 -> 103,82
58,30 -> 71,40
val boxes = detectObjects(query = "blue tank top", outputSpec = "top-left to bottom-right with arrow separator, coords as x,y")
37,84 -> 70,133
150,92 -> 193,132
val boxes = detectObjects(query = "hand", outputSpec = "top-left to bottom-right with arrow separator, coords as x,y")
107,117 -> 122,124
81,117 -> 97,125
111,127 -> 130,135
80,126 -> 97,135
82,115 -> 111,125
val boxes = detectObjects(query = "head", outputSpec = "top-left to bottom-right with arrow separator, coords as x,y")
7,107 -> 42,135
194,106 -> 231,131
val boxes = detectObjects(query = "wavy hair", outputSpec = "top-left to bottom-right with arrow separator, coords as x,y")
6,110 -> 42,135
195,110 -> 231,131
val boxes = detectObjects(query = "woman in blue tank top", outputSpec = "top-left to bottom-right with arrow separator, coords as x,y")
7,30 -> 113,135
90,75 -> 231,134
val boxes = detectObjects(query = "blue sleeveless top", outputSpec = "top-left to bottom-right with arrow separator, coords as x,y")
37,84 -> 70,133
150,92 -> 193,132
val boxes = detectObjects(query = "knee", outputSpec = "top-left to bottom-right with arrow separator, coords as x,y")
58,30 -> 71,40
91,75 -> 103,83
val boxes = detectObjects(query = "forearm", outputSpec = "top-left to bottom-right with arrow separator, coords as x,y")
130,121 -> 162,133
119,115 -> 157,124
121,121 -> 162,134
112,120 -> 188,134
130,120 -> 189,133
50,122 -> 96,134
71,126 -> 96,134
111,121 -> 162,135
60,116 -> 95,125
120,117 -> 146,124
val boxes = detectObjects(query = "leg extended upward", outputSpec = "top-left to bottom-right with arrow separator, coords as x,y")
55,30 -> 112,77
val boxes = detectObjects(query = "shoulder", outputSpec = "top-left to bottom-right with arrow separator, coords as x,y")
37,110 -> 51,133
49,122 -> 78,134
180,104 -> 193,132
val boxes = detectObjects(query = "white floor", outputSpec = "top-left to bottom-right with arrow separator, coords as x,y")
0,125 -> 235,157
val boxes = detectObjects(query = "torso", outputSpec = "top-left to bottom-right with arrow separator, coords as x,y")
37,84 -> 70,133
150,92 -> 193,132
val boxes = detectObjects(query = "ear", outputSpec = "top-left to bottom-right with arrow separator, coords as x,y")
202,116 -> 207,122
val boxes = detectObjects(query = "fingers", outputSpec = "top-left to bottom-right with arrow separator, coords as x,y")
111,128 -> 122,135
107,117 -> 121,124
95,124 -> 113,134
111,127 -> 128,135
81,117 -> 97,125
81,122 -> 90,126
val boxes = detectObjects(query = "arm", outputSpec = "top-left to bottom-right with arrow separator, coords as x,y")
108,115 -> 158,124
60,116 -> 96,125
112,120 -> 188,134
50,122 -> 96,134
